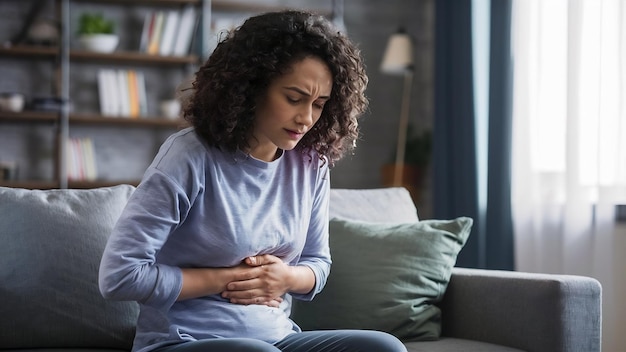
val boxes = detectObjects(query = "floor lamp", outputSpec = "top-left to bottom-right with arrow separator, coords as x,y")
381,28 -> 414,187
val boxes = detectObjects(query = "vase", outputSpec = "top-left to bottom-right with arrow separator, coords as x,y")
79,34 -> 119,53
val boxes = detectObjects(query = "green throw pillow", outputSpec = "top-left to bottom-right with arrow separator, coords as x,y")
291,217 -> 472,341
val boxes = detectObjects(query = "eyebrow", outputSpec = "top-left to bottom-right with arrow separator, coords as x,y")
284,86 -> 330,100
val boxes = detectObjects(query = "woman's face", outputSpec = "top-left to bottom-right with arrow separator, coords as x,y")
249,56 -> 333,162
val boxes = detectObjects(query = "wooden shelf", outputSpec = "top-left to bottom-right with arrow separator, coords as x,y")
69,113 -> 188,128
66,0 -> 331,15
0,111 -> 188,127
0,45 -> 58,59
0,46 -> 199,65
70,50 -> 199,65
69,0 -> 199,5
0,111 -> 59,123
212,1 -> 332,16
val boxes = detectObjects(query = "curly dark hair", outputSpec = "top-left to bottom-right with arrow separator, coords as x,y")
183,10 -> 368,165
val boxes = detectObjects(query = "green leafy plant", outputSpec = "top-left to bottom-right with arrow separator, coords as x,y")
77,13 -> 115,35
392,124 -> 432,168
404,127 -> 432,167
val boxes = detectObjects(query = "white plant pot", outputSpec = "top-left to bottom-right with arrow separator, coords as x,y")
79,34 -> 119,53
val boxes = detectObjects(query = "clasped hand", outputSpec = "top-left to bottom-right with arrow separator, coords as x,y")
221,254 -> 291,308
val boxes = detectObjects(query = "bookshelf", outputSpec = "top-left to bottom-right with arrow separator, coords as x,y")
70,50 -> 199,64
69,113 -> 187,127
0,0 -> 340,189
0,111 -> 58,123
0,45 -> 58,58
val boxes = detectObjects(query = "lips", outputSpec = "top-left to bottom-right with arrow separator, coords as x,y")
285,129 -> 306,139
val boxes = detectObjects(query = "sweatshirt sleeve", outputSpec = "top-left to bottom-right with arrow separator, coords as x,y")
98,169 -> 189,310
290,161 -> 332,301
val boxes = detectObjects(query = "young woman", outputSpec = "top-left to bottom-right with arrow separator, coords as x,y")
99,10 -> 407,352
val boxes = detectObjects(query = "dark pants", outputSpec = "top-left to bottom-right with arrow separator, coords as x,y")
154,330 -> 407,352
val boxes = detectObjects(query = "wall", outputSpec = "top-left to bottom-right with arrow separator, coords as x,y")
0,0 -> 435,216
337,0 -> 435,218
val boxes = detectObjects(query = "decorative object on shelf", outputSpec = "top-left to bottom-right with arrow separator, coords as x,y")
0,161 -> 18,181
5,0 -> 59,47
160,99 -> 181,120
380,27 -> 414,187
31,96 -> 67,113
0,93 -> 26,112
77,13 -> 118,53
27,18 -> 60,46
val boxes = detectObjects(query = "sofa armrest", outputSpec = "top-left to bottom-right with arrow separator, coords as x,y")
438,267 -> 602,352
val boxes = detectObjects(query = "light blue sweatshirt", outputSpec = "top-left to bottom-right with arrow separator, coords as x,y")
98,127 -> 332,352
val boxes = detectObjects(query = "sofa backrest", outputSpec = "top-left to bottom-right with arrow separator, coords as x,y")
329,187 -> 419,223
0,185 -> 138,350
0,185 -> 418,350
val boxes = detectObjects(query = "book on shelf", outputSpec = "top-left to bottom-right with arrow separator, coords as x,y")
127,70 -> 140,117
117,70 -> 131,116
147,11 -> 165,55
173,5 -> 198,56
136,71 -> 148,116
97,70 -> 111,115
159,10 -> 180,56
97,68 -> 147,118
97,69 -> 117,116
139,12 -> 154,53
140,5 -> 198,57
66,137 -> 97,181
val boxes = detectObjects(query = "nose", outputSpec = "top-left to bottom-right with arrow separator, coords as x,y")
296,104 -> 314,127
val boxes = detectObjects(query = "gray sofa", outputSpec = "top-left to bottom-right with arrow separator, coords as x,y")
0,185 -> 602,352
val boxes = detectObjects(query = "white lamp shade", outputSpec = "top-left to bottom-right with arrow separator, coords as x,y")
380,31 -> 414,75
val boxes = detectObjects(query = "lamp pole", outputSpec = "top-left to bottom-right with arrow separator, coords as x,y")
381,28 -> 414,187
393,70 -> 413,186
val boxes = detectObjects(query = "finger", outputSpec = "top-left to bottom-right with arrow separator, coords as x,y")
229,295 -> 265,305
221,289 -> 255,300
245,254 -> 276,267
225,277 -> 261,292
265,299 -> 282,308
230,270 -> 257,283
229,296 -> 282,307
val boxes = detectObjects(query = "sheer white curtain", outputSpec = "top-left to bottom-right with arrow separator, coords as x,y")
511,0 -> 626,350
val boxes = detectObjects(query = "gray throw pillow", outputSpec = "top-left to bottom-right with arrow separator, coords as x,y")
0,185 -> 138,349
291,217 -> 472,341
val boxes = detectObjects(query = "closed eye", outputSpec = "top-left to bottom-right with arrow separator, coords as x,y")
285,92 -> 327,110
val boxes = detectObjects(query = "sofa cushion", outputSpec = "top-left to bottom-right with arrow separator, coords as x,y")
404,337 -> 525,352
292,217 -> 472,342
0,185 -> 138,349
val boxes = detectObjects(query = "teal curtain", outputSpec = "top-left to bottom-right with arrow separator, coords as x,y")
433,0 -> 514,270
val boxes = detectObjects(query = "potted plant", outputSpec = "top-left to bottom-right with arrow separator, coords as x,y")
77,13 -> 118,53
381,125 -> 432,201
403,126 -> 432,171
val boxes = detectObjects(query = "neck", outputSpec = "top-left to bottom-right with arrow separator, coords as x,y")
247,146 -> 282,162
